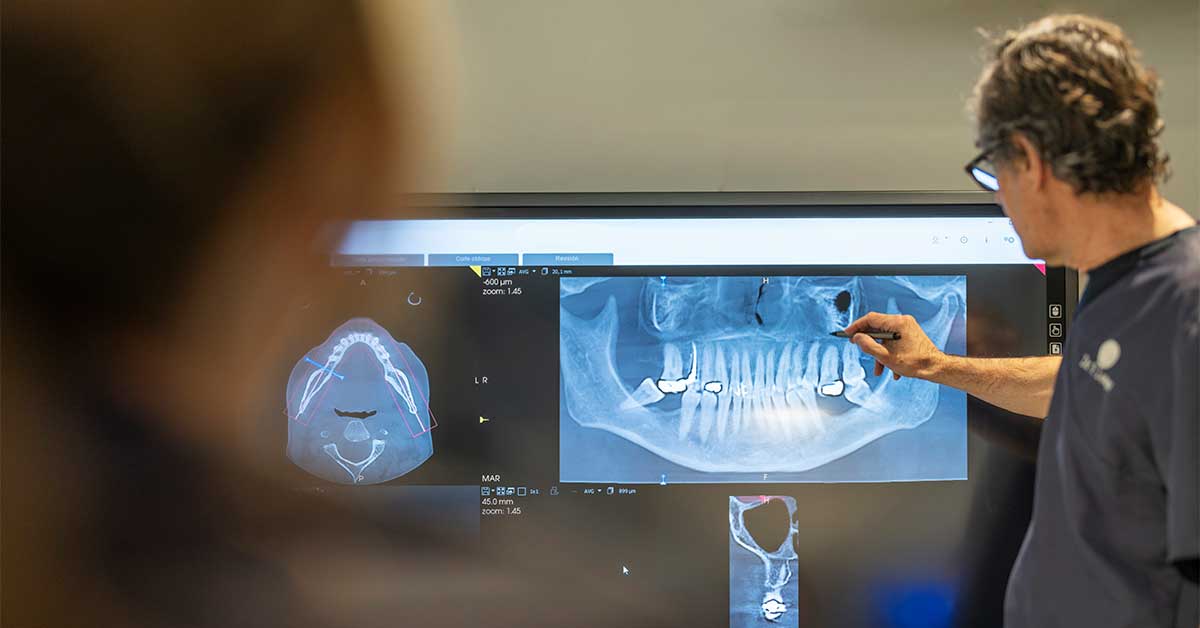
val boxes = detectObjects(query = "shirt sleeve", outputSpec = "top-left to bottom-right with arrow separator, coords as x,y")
1158,311 -> 1199,566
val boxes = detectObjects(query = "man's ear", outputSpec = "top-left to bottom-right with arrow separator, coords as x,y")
1011,133 -> 1047,191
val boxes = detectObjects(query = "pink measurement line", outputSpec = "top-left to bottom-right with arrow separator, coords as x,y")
369,349 -> 416,435
394,345 -> 438,435
290,361 -> 336,426
368,350 -> 435,438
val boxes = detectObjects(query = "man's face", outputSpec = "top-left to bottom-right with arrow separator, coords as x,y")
993,155 -> 1064,265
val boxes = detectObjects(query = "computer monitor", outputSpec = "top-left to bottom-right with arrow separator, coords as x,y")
264,192 -> 1075,627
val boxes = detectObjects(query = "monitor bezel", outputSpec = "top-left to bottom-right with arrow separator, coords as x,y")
386,191 -> 1008,219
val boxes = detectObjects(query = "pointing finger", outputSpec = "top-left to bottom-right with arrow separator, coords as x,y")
851,333 -> 890,362
845,311 -> 908,335
844,312 -> 884,335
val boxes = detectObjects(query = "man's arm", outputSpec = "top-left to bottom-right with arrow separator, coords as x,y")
925,354 -> 1062,418
844,312 -> 1062,418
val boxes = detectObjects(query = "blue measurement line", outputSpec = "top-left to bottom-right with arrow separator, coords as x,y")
305,357 -> 344,380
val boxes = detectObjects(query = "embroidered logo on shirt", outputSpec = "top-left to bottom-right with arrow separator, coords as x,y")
1078,339 -> 1120,392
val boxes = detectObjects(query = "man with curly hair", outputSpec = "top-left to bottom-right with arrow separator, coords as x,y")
843,14 -> 1198,627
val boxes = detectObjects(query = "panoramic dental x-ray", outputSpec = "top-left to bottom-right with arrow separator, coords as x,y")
559,276 -> 967,483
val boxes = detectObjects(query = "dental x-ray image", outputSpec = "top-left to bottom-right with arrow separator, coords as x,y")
286,317 -> 436,485
559,275 -> 967,483
730,496 -> 800,627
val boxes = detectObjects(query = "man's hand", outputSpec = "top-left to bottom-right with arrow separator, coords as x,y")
843,311 -> 1062,418
843,312 -> 945,381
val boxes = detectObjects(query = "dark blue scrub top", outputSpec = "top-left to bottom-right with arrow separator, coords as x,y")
1005,226 -> 1200,627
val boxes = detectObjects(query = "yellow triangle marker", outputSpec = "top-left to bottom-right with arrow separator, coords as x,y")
479,416 -> 489,424
469,265 -> 482,277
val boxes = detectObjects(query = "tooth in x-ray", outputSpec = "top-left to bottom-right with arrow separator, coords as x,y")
559,275 -> 965,474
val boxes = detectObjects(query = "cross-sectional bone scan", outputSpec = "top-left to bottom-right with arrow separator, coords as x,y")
286,317 -> 434,485
730,496 -> 800,627
559,276 -> 967,483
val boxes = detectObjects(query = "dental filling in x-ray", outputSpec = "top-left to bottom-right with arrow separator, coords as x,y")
730,496 -> 800,627
559,276 -> 967,483
285,317 -> 435,485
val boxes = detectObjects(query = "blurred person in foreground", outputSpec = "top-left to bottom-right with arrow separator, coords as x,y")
1,2 -> 412,626
843,14 -> 1197,628
0,2 -> 589,627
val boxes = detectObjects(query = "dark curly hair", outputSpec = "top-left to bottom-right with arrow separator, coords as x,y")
969,14 -> 1170,195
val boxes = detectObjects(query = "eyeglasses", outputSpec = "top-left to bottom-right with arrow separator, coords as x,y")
964,151 -> 999,192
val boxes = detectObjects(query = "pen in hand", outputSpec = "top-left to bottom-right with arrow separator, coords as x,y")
830,330 -> 901,341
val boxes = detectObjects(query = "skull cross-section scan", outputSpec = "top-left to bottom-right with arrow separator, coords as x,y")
285,317 -> 433,485
559,275 -> 966,479
730,496 -> 800,626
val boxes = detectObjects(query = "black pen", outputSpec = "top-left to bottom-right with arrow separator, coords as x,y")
830,330 -> 901,341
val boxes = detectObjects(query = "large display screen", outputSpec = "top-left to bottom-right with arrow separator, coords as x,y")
256,200 -> 1070,628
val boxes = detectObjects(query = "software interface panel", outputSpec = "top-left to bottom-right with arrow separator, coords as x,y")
256,211 -> 1062,627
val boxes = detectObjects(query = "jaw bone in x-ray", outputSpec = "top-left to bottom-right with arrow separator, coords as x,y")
730,496 -> 800,626
285,318 -> 434,485
559,276 -> 966,481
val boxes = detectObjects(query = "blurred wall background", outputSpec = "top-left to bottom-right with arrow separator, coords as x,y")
381,0 -> 1198,215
